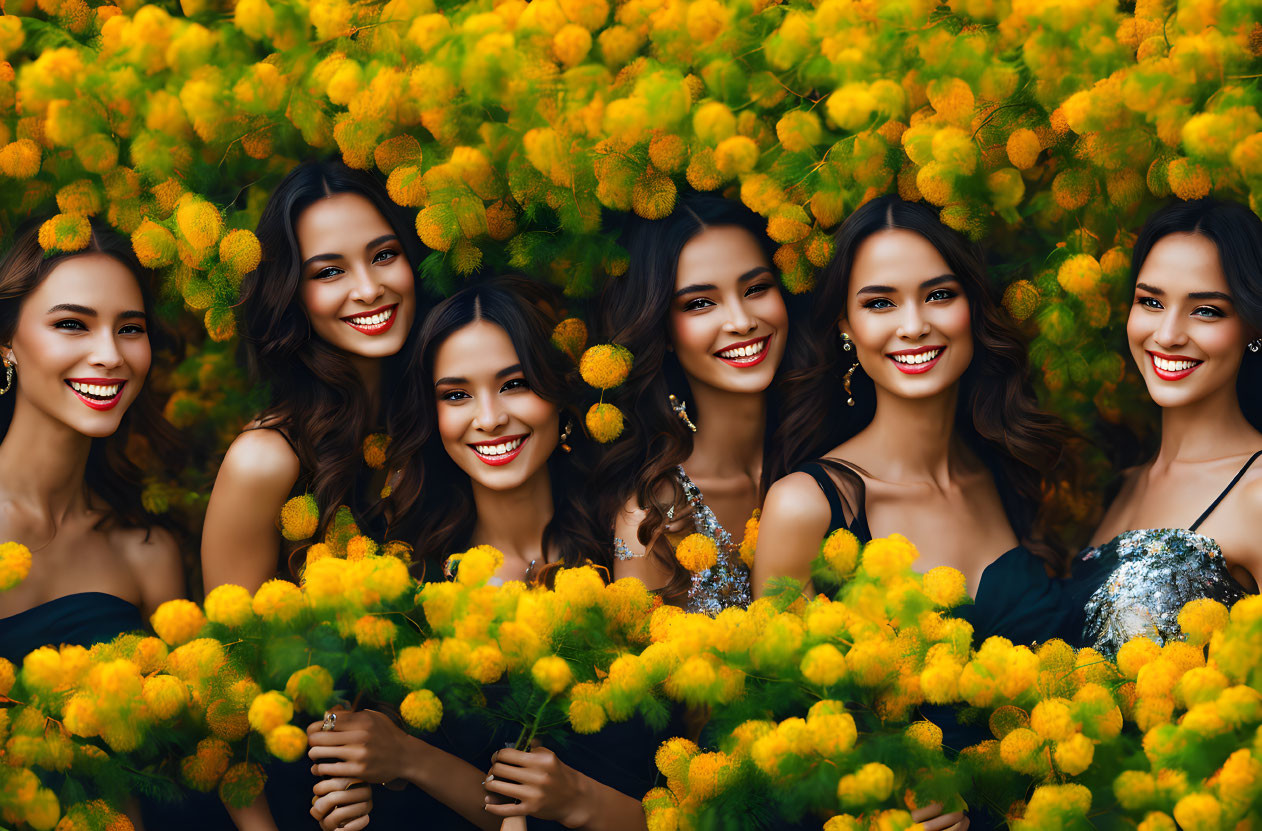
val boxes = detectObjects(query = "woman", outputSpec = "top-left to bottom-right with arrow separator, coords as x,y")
1077,198 -> 1261,657
202,159 -> 427,831
308,278 -> 642,831
593,192 -> 797,615
202,158 -> 426,595
0,218 -> 183,662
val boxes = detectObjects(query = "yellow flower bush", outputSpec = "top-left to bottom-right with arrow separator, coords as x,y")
674,533 -> 718,573
0,540 -> 32,591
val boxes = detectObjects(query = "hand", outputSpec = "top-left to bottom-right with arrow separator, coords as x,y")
482,746 -> 593,829
311,777 -> 372,831
910,802 -> 969,831
307,707 -> 415,786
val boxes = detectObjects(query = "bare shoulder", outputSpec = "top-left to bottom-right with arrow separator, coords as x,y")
762,472 -> 833,525
112,524 -> 180,570
217,428 -> 302,488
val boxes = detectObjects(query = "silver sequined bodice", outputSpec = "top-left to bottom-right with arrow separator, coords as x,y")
1080,528 -> 1248,657
614,466 -> 752,616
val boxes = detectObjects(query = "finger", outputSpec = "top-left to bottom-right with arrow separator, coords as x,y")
324,800 -> 372,827
483,779 -> 532,800
483,802 -> 530,818
947,818 -> 970,831
307,730 -> 371,747
339,817 -> 370,831
921,812 -> 967,831
910,804 -> 944,822
309,744 -> 366,761
487,763 -> 546,785
312,762 -> 362,778
490,748 -> 535,766
313,787 -> 371,815
313,778 -> 364,797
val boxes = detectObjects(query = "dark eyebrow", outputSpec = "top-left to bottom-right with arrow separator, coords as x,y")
302,234 -> 401,270
673,266 -> 774,299
1188,291 -> 1233,303
119,310 -> 147,320
47,303 -> 96,316
434,365 -> 523,387
920,274 -> 958,289
1135,282 -> 1164,295
365,234 -> 398,251
856,274 -> 958,297
496,364 -> 523,379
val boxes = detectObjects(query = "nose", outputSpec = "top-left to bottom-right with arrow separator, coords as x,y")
1153,308 -> 1189,349
896,305 -> 931,341
472,394 -> 508,433
722,298 -> 757,335
349,266 -> 386,307
88,333 -> 124,370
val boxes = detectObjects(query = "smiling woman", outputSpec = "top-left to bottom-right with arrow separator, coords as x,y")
0,216 -> 184,663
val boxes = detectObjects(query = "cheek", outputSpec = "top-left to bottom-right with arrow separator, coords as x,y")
126,340 -> 152,380
516,396 -> 560,432
668,312 -> 713,360
436,406 -> 468,445
300,282 -> 342,321
1125,307 -> 1151,348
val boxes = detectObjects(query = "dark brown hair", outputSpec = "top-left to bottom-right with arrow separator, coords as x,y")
0,217 -> 184,533
1130,198 -> 1262,432
239,158 -> 428,553
590,193 -> 800,603
770,196 -> 1076,569
387,276 -> 605,575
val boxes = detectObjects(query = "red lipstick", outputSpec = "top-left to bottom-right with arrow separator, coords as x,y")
886,345 -> 946,375
341,304 -> 398,336
714,335 -> 772,368
468,434 -> 529,466
1147,350 -> 1203,381
65,378 -> 126,411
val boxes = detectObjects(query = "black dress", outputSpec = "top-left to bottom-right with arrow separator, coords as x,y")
0,591 -> 145,663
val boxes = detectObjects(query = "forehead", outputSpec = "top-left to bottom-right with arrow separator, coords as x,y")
851,228 -> 952,288
675,225 -> 770,289
433,320 -> 519,379
1138,233 -> 1229,294
27,253 -> 143,312
294,192 -> 393,258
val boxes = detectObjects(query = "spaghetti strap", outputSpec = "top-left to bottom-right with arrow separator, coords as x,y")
793,460 -> 872,543
241,424 -> 300,458
1189,449 -> 1262,532
798,463 -> 847,532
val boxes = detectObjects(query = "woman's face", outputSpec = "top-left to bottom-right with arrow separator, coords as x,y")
297,192 -> 416,359
667,225 -> 788,396
1127,232 -> 1256,410
433,320 -> 560,492
4,253 -> 151,437
842,228 -> 973,399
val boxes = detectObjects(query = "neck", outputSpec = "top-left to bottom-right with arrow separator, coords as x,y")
862,382 -> 962,484
0,396 -> 94,522
683,381 -> 767,481
1154,384 -> 1260,464
468,466 -> 555,564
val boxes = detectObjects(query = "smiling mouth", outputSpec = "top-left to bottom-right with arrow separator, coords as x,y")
715,335 -> 771,367
66,379 -> 126,411
469,434 -> 528,466
1148,351 -> 1203,380
342,304 -> 397,335
887,346 -> 945,374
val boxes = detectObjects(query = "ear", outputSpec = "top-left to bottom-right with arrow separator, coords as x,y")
836,317 -> 850,340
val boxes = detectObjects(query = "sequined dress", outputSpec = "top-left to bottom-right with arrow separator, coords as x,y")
1076,450 -> 1260,657
614,465 -> 752,615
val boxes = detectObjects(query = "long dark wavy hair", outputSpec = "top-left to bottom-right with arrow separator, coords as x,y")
590,193 -> 804,603
387,276 -> 606,577
770,195 -> 1075,569
1130,198 -> 1262,432
239,158 -> 428,548
0,217 -> 184,533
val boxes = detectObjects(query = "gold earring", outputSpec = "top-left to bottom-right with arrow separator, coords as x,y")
843,363 -> 858,407
0,361 -> 12,396
559,417 -> 573,453
1249,339 -> 1261,354
841,333 -> 853,352
668,394 -> 697,432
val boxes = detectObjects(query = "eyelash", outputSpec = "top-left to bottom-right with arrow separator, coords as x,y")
862,289 -> 957,310
681,282 -> 775,312
313,249 -> 398,280
439,378 -> 529,401
54,320 -> 145,334
1136,296 -> 1225,318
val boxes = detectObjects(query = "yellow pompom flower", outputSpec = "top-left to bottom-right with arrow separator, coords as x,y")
38,214 -> 91,254
586,403 -> 624,443
0,139 -> 42,178
837,762 -> 895,807
387,164 -> 427,208
531,655 -> 573,695
181,737 -> 233,792
151,599 -> 207,646
362,433 -> 391,470
714,136 -> 758,177
374,134 -> 422,175
1167,158 -> 1212,200
999,727 -> 1048,775
142,674 -> 189,720
218,229 -> 262,277
1116,636 -> 1161,679
131,220 -> 178,268
252,579 -> 303,623
1007,128 -> 1041,170
400,689 -> 443,731
1003,279 -> 1041,322
264,724 -> 307,762
738,511 -> 758,569
284,665 -> 334,714
551,317 -> 588,364
0,541 -> 32,591
568,682 -> 607,733
55,180 -> 102,217
655,736 -> 698,781
175,194 -> 223,250
1178,598 -> 1229,644
923,566 -> 967,607
1053,732 -> 1094,776
0,656 -> 14,696
906,720 -> 943,750
631,167 -> 677,220
1057,254 -> 1102,299
675,533 -> 718,573
580,344 -> 634,390
280,494 -> 319,541
553,23 -> 592,67
247,691 -> 293,734
464,644 -> 505,684
860,533 -> 917,579
353,615 -> 398,649
204,584 -> 256,628
1173,792 -> 1222,831
218,762 -> 266,810
820,528 -> 860,578
800,643 -> 847,686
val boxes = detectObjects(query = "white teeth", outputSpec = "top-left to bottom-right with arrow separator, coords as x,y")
69,381 -> 121,398
718,339 -> 767,359
1153,355 -> 1200,372
348,308 -> 394,326
473,437 -> 524,457
890,349 -> 942,365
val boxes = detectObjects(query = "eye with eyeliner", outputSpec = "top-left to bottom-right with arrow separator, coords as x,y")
500,377 -> 529,393
54,319 -> 88,331
681,296 -> 715,312
862,297 -> 895,310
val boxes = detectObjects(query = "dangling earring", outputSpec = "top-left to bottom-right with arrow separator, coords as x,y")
841,332 -> 853,352
843,363 -> 858,407
0,361 -> 12,396
559,416 -> 573,453
668,394 -> 697,433
1249,338 -> 1261,354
